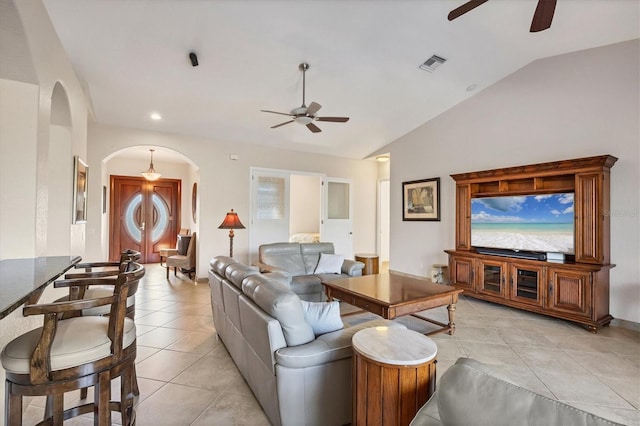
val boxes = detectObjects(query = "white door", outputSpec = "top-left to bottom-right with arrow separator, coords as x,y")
321,177 -> 353,258
249,169 -> 290,263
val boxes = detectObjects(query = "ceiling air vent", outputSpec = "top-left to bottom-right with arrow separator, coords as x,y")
419,55 -> 447,73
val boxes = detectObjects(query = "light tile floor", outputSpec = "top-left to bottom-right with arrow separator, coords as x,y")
20,263 -> 640,425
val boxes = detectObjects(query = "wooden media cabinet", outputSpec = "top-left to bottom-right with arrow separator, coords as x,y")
446,155 -> 617,333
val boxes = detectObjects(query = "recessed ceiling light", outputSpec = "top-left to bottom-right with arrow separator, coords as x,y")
376,155 -> 390,162
150,112 -> 162,120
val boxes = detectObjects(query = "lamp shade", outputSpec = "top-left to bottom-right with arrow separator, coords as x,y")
141,149 -> 161,181
218,209 -> 245,229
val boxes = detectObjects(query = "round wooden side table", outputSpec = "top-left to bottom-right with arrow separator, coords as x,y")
352,327 -> 437,426
355,253 -> 379,275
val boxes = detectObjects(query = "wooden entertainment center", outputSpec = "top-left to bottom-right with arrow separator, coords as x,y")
446,155 -> 617,333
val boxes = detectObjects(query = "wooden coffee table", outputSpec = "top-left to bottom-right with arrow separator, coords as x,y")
322,272 -> 463,335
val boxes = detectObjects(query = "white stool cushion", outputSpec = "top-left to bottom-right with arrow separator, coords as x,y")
1,316 -> 136,374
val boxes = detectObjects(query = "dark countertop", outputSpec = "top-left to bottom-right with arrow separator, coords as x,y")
0,255 -> 81,319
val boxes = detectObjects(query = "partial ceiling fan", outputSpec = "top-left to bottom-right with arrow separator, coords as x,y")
261,63 -> 349,133
448,0 -> 557,32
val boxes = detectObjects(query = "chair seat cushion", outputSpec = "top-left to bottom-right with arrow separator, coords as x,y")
1,316 -> 136,374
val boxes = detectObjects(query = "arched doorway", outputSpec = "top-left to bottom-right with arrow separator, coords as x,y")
103,147 -> 198,263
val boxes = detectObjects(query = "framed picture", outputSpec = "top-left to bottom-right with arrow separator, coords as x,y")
192,182 -> 198,223
402,177 -> 440,221
73,156 -> 88,223
102,185 -> 107,214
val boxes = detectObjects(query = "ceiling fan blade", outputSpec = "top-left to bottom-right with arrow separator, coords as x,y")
447,0 -> 489,21
271,120 -> 294,129
316,117 -> 349,123
261,109 -> 294,117
306,102 -> 322,116
306,123 -> 322,133
530,0 -> 556,32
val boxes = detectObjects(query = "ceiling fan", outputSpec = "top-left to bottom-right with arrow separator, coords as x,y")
261,63 -> 349,133
448,0 -> 557,32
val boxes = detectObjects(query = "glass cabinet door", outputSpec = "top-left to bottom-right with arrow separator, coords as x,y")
509,264 -> 545,307
478,260 -> 506,298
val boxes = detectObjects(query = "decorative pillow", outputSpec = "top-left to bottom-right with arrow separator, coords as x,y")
300,300 -> 344,336
314,253 -> 344,274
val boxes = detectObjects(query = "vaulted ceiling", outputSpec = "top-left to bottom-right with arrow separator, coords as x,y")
42,0 -> 639,159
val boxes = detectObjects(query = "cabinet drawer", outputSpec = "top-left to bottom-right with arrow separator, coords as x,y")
352,297 -> 385,317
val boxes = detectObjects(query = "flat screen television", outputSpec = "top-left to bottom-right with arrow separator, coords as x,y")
471,192 -> 575,255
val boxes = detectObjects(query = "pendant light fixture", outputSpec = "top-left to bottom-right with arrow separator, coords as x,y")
141,148 -> 161,181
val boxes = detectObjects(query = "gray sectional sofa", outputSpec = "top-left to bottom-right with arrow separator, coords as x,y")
208,255 -> 404,426
411,357 -> 623,426
256,242 -> 365,301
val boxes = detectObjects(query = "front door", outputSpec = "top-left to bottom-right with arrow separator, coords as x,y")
110,175 -> 180,263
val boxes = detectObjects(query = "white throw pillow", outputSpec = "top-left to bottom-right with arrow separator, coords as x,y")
314,253 -> 344,274
300,300 -> 344,336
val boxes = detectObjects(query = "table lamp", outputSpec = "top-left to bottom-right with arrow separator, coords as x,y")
218,209 -> 245,257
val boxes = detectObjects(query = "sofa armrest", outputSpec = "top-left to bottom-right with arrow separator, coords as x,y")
342,259 -> 365,276
275,319 -> 405,369
253,261 -> 291,276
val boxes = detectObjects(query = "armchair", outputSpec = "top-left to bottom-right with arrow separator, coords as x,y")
166,232 -> 197,279
159,229 -> 190,265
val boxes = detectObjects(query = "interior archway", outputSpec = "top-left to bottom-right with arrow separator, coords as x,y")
98,146 -> 200,263
47,81 -> 73,255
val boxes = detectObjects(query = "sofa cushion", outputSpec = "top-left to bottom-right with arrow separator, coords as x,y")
300,242 -> 335,274
289,275 -> 322,295
225,263 -> 259,289
259,243 -> 307,276
242,275 -> 315,347
300,300 -> 343,336
275,319 -> 406,369
313,253 -> 344,274
434,358 -> 624,426
210,256 -> 237,276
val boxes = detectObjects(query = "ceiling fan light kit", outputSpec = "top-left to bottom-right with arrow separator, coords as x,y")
448,0 -> 557,33
261,63 -> 350,133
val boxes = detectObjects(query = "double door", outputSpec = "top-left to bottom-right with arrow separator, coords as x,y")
110,176 -> 180,263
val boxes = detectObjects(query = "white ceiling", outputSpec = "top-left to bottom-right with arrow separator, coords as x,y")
42,0 -> 639,160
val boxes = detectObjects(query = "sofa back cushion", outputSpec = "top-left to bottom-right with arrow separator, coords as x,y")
225,263 -> 260,289
259,243 -> 306,276
210,256 -> 237,277
301,242 -> 335,274
242,274 -> 315,346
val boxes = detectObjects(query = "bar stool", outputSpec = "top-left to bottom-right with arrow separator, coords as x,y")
53,250 -> 143,400
1,262 -> 144,425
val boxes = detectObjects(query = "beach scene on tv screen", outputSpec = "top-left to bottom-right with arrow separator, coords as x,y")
471,193 -> 575,254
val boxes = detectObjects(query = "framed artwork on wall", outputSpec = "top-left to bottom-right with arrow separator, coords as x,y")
73,156 -> 88,223
192,182 -> 198,223
102,185 -> 107,214
402,177 -> 440,221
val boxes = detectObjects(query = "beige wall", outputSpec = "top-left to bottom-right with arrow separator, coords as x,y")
382,39 -> 640,323
86,123 -> 379,279
0,0 -> 90,417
